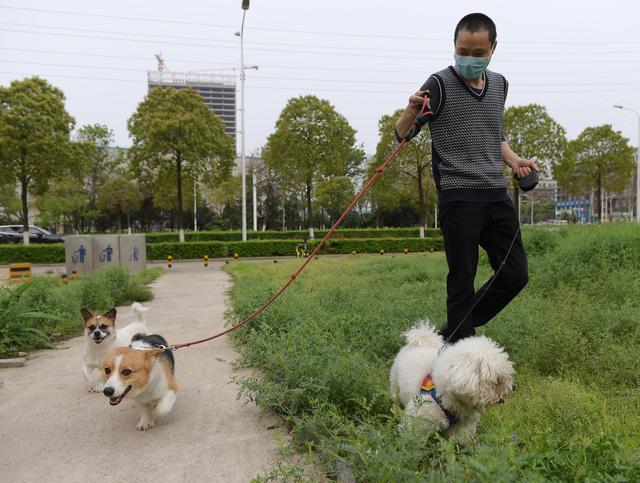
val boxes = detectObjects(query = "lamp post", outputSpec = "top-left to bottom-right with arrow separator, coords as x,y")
239,0 -> 249,241
613,104 -> 640,222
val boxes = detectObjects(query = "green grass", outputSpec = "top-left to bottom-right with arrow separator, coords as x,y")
225,224 -> 640,481
0,266 -> 164,357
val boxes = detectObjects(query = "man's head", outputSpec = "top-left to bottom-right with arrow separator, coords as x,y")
453,13 -> 497,80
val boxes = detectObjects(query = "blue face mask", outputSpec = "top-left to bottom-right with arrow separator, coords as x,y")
454,55 -> 491,80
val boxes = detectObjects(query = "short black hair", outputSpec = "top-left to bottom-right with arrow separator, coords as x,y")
454,13 -> 497,45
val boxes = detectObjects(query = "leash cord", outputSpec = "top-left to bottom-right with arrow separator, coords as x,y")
443,223 -> 522,343
169,97 -> 434,351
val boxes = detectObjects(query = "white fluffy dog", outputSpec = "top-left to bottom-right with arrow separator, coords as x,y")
389,321 -> 514,439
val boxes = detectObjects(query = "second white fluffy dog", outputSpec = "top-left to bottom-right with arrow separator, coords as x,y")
389,321 -> 514,439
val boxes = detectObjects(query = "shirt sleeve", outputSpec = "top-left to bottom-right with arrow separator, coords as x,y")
395,76 -> 442,142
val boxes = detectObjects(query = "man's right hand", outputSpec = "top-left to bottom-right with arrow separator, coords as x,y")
408,90 -> 429,114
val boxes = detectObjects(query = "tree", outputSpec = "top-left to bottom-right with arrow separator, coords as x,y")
262,95 -> 359,238
316,176 -> 356,225
369,109 -> 435,236
503,104 -> 567,216
37,177 -> 89,233
0,182 -> 21,223
96,177 -> 142,233
128,87 -> 234,241
0,77 -> 75,243
75,124 -> 120,220
554,125 -> 634,222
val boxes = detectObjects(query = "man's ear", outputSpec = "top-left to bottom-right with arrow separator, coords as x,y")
80,308 -> 93,323
491,41 -> 497,55
103,308 -> 117,321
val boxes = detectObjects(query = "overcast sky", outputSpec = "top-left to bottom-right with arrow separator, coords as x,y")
2,0 -> 640,160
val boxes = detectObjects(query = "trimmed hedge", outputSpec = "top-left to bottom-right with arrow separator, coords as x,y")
147,237 -> 444,260
145,227 -> 442,243
0,244 -> 65,264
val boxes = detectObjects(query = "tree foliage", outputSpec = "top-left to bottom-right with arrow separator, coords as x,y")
0,77 -> 75,242
127,87 -> 234,236
369,109 -> 435,233
262,95 -> 361,235
97,177 -> 142,233
503,104 -> 567,214
554,124 -> 634,221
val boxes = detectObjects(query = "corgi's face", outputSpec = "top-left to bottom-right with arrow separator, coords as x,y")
81,308 -> 117,345
101,347 -> 162,405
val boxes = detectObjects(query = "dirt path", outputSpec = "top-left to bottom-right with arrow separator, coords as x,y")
0,262 -> 281,482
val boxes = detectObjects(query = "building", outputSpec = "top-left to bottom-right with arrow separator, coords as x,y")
147,71 -> 237,141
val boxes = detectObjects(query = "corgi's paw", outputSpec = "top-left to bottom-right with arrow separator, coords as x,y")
136,419 -> 155,431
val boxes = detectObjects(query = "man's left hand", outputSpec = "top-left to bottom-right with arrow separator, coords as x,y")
511,158 -> 538,178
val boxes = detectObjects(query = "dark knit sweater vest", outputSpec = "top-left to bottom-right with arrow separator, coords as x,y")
429,66 -> 509,205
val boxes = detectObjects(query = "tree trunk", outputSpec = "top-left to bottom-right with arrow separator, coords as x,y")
117,209 -> 122,234
176,152 -> 185,242
306,180 -> 314,239
127,209 -> 131,234
20,175 -> 29,245
417,166 -> 426,239
597,173 -> 602,223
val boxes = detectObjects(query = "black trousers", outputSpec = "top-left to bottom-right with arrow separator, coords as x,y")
438,199 -> 528,343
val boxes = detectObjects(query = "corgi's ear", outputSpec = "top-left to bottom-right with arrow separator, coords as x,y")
80,308 -> 93,323
103,308 -> 117,321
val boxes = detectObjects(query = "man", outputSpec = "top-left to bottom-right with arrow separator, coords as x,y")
395,13 -> 536,343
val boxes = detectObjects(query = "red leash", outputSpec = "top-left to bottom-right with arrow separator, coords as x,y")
170,95 -> 432,351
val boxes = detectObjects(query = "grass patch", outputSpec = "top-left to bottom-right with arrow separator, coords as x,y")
0,266 -> 163,357
226,224 -> 640,481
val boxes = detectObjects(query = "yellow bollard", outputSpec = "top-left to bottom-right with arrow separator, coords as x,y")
61,274 -> 68,285
167,255 -> 173,268
71,270 -> 78,280
380,249 -> 384,256
233,252 -> 239,260
352,249 -> 356,256
403,247 -> 409,255
9,263 -> 31,283
204,254 -> 209,267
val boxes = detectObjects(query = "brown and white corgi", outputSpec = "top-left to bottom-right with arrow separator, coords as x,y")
102,334 -> 178,431
81,303 -> 151,392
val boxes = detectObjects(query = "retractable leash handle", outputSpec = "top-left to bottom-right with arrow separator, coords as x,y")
403,92 -> 433,141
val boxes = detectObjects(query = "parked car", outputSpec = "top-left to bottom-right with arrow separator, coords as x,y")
0,225 -> 65,243
0,228 -> 22,244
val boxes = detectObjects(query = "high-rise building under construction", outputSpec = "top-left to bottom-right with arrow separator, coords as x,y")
147,71 -> 237,142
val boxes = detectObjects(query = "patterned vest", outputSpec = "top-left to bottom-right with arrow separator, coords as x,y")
428,66 -> 509,204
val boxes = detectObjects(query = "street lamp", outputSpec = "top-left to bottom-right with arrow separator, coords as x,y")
239,0 -> 250,241
613,104 -> 640,223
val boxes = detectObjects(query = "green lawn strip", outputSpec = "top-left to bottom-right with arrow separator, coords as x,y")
224,224 -> 640,480
0,266 -> 164,357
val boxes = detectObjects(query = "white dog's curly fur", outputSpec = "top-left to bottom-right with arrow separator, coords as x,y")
389,320 -> 514,439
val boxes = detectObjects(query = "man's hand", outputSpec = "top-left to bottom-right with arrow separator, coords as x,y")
511,158 -> 538,179
408,90 -> 429,114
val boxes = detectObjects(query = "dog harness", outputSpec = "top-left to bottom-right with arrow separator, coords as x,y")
420,375 -> 459,427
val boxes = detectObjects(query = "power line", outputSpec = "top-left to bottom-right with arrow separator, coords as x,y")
5,46 -> 640,77
2,5 -> 640,46
5,28 -> 640,64
4,61 -> 640,88
3,70 -> 640,95
1,21 -> 639,56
